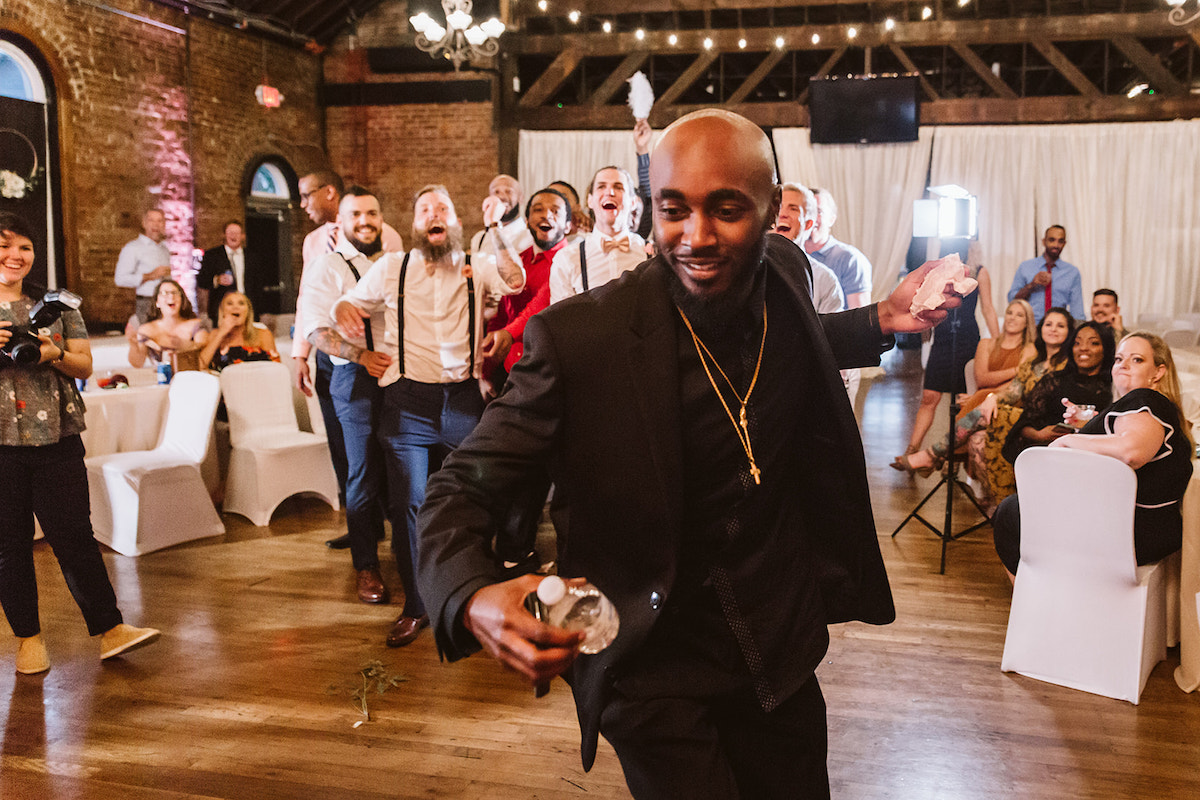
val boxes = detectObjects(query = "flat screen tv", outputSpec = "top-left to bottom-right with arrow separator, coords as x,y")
808,75 -> 920,144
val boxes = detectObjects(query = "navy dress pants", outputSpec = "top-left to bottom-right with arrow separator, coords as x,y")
379,378 -> 483,618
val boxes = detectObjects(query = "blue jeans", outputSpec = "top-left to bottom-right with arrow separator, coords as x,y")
0,436 -> 123,638
329,361 -> 387,571
314,350 -> 349,502
379,378 -> 483,618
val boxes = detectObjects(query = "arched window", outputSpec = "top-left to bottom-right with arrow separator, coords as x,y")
0,42 -> 47,102
250,162 -> 290,200
0,34 -> 60,289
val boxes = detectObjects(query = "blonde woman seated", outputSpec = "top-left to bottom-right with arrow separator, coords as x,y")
992,332 -> 1194,581
127,279 -> 208,368
198,292 -> 279,371
892,299 -> 1036,476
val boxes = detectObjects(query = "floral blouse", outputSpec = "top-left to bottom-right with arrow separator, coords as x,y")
0,296 -> 88,446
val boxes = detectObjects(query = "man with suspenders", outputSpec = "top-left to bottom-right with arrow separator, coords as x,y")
299,187 -> 394,606
334,185 -> 526,648
548,165 -> 648,306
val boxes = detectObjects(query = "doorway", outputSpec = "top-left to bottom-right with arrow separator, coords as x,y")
243,160 -> 297,314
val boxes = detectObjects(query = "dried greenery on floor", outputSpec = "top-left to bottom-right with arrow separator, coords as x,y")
352,660 -> 407,721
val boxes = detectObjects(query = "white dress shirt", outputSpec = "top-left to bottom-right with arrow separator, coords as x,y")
114,234 -> 172,297
226,246 -> 245,292
549,229 -> 647,305
299,238 -> 386,366
294,221 -> 404,360
471,216 -> 533,261
337,249 -> 524,387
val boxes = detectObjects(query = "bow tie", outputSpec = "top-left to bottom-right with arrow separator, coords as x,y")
601,235 -> 630,254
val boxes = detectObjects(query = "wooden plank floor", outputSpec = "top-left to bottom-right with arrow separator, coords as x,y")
2,346 -> 1197,799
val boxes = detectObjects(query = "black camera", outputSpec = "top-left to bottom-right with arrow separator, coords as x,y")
0,290 -> 83,367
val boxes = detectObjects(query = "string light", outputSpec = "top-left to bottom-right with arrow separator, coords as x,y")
703,37 -> 713,50
635,28 -> 645,41
568,10 -> 579,23
958,0 -> 971,5
847,26 -> 858,38
811,33 -> 820,44
602,20 -> 612,33
922,6 -> 933,19
885,18 -> 896,30
668,33 -> 678,45
775,36 -> 785,49
538,0 -> 547,11
738,37 -> 747,49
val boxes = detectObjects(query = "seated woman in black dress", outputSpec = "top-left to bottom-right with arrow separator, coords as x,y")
993,331 -> 1194,580
1000,320 -> 1115,465
198,291 -> 279,371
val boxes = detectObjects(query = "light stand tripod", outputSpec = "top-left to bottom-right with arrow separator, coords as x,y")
892,298 -> 992,574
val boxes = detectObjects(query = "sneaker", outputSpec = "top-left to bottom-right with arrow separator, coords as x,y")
100,624 -> 161,660
16,634 -> 49,675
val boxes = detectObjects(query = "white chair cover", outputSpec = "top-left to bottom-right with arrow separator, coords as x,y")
1001,448 -> 1170,703
219,361 -> 338,526
86,370 -> 225,556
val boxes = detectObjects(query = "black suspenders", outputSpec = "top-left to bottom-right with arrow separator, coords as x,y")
579,240 -> 589,292
336,253 -> 374,351
396,251 -> 475,379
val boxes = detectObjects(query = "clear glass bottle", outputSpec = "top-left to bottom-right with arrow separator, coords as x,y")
529,575 -> 619,654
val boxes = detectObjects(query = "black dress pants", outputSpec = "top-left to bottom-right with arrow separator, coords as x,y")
599,595 -> 829,800
0,436 -> 123,638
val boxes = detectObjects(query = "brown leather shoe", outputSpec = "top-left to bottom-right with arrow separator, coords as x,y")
386,614 -> 428,648
356,568 -> 389,604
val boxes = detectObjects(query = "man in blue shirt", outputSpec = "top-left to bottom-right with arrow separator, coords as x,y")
1007,225 -> 1084,323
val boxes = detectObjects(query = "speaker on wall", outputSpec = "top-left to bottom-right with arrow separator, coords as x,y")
808,75 -> 920,145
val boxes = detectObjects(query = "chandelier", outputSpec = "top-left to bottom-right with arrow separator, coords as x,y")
1166,0 -> 1200,25
409,0 -> 506,71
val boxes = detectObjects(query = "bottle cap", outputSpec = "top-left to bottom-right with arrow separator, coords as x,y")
536,575 -> 566,605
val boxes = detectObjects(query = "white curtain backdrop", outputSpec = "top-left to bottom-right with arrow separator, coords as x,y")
927,125 -> 1039,318
518,130 -> 655,206
774,127 -> 934,303
518,121 -> 1200,323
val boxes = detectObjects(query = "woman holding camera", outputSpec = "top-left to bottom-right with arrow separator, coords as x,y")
0,212 -> 159,675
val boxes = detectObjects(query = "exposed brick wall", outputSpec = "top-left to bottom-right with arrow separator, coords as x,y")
2,0 -> 327,326
324,1 -> 501,243
325,102 -> 499,241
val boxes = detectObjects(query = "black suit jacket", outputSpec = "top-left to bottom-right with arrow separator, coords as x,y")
197,246 -> 234,324
417,236 -> 895,769
198,246 -> 263,324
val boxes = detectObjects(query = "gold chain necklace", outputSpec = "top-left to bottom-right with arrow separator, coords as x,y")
676,302 -> 767,485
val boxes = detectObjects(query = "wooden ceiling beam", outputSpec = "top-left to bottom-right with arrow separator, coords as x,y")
518,49 -> 584,108
950,42 -> 1018,99
888,44 -> 940,101
505,94 -> 1200,130
509,13 -> 1179,56
514,0 -> 876,17
1110,34 -> 1189,97
725,50 -> 787,105
588,52 -> 649,107
1030,38 -> 1102,98
797,46 -> 848,105
656,51 -> 721,107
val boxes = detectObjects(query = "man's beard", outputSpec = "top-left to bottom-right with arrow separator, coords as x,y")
413,221 -> 464,262
346,227 -> 382,257
531,229 -> 565,251
500,204 -> 521,225
663,234 -> 768,335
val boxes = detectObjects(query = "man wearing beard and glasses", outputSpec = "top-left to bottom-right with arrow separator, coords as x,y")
411,110 -> 967,798
333,184 -> 526,650
300,186 -> 394,607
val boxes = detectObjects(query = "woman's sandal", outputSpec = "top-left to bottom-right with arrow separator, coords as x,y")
889,451 -> 943,478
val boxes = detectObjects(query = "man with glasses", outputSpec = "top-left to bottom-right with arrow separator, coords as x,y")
294,171 -> 402,549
